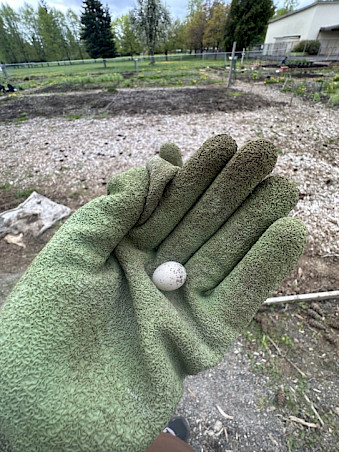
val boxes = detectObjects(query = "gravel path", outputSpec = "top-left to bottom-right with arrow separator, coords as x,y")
1,82 -> 338,259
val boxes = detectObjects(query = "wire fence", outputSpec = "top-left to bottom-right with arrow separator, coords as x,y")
2,45 -> 338,80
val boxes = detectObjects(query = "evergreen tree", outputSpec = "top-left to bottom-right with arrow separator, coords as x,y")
80,0 -> 116,59
224,0 -> 275,50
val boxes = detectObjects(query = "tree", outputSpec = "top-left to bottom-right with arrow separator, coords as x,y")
113,14 -> 142,56
0,15 -> 15,63
0,2 -> 84,63
80,0 -> 116,59
0,4 -> 29,63
37,2 -> 69,61
19,3 -> 45,62
272,0 -> 299,19
64,9 -> 86,60
160,19 -> 186,53
224,0 -> 275,50
185,1 -> 207,53
203,0 -> 229,51
130,0 -> 171,64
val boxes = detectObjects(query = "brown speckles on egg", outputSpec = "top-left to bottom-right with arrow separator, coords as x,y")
152,262 -> 187,291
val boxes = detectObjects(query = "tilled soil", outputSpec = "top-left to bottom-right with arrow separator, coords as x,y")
0,81 -> 338,451
0,86 -> 280,121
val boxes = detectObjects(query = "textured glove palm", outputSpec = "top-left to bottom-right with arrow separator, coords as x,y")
0,135 -> 307,452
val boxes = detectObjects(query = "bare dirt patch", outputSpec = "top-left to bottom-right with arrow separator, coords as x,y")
0,86 -> 283,121
0,82 -> 338,451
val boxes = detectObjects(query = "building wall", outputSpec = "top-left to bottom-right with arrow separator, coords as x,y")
265,6 -> 316,43
265,2 -> 339,43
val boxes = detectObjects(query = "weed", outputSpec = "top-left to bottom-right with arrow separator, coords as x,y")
295,83 -> 306,95
15,189 -> 34,199
13,112 -> 28,122
68,190 -> 81,198
66,114 -> 82,120
329,92 -> 339,107
280,334 -> 294,348
282,86 -> 293,92
0,184 -> 13,192
257,396 -> 270,411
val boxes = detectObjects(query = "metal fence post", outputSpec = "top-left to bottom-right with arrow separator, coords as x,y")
134,58 -> 139,73
0,64 -> 8,78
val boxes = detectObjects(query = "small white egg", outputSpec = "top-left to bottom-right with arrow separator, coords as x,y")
152,261 -> 187,291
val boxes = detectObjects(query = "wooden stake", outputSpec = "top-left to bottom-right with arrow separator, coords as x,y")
227,41 -> 237,88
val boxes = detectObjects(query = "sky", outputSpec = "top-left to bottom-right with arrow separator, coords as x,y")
4,0 -> 314,20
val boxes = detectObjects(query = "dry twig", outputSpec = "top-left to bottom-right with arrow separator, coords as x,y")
266,334 -> 307,378
304,393 -> 324,427
288,415 -> 319,428
216,405 -> 233,420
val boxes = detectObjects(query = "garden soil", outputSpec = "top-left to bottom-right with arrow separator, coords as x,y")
0,80 -> 338,451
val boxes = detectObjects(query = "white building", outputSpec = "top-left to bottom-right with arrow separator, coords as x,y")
264,1 -> 339,57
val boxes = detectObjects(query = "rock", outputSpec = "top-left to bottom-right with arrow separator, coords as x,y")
0,192 -> 71,238
213,420 -> 223,431
4,233 -> 25,248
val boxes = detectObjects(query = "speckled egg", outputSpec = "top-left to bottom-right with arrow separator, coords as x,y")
152,261 -> 187,291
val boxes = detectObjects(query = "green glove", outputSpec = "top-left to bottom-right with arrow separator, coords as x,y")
0,135 -> 307,452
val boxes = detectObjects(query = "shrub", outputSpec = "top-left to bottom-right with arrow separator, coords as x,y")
293,40 -> 321,55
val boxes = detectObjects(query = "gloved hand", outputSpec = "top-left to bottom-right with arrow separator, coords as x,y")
0,135 -> 307,452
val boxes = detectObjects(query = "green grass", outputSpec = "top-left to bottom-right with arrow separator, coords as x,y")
5,54 -> 229,92
66,114 -> 82,120
13,112 -> 28,122
0,184 -> 13,192
15,189 -> 34,199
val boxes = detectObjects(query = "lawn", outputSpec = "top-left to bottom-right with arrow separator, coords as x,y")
3,54 -> 230,91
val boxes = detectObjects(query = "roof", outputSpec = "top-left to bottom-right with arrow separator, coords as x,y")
269,1 -> 339,24
319,23 -> 339,31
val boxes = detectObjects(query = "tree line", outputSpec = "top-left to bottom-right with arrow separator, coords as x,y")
0,0 -> 294,65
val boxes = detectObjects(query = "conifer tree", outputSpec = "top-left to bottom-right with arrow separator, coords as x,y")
80,0 -> 116,58
224,0 -> 274,50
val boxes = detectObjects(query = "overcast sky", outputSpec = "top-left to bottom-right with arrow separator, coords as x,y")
4,0 -> 313,20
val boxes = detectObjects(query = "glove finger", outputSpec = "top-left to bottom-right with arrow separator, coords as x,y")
159,142 -> 183,167
153,139 -> 278,266
129,134 -> 237,249
46,168 -> 149,270
185,176 -> 299,292
137,143 -> 184,225
197,217 -> 307,339
137,156 -> 179,225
